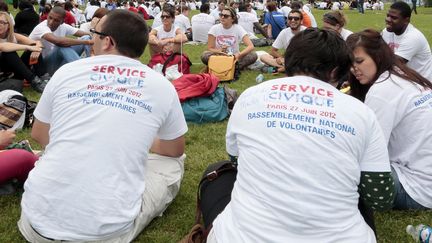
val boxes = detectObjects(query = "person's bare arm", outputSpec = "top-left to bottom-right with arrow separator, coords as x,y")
267,24 -> 272,39
15,33 -> 43,61
148,29 -> 160,45
235,34 -> 254,60
73,29 -> 91,37
253,22 -> 269,39
270,47 -> 282,58
150,136 -> 185,157
42,33 -> 92,47
31,118 -> 50,148
0,130 -> 16,149
173,28 -> 187,44
0,42 -> 41,52
14,33 -> 42,47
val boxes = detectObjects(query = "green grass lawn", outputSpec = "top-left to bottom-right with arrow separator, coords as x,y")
1,5 -> 432,243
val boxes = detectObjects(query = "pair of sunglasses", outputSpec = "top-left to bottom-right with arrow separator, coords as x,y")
288,16 -> 300,21
219,13 -> 232,18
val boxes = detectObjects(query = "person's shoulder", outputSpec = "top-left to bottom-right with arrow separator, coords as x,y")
277,27 -> 290,36
209,23 -> 221,30
381,28 -> 392,38
406,23 -> 427,39
33,20 -> 49,30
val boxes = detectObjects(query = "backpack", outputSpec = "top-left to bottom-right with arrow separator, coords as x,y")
148,52 -> 192,76
178,160 -> 237,243
181,87 -> 228,124
172,73 -> 220,102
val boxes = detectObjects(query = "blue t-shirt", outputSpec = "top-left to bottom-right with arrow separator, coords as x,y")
264,11 -> 286,39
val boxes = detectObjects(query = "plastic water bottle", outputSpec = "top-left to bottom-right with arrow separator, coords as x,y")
261,66 -> 277,74
256,74 -> 264,83
406,224 -> 432,243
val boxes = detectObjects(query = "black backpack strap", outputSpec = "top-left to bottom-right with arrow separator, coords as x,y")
161,52 -> 177,75
162,53 -> 192,75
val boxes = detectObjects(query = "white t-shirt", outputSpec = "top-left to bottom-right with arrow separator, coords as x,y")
237,12 -> 259,39
154,25 -> 179,40
21,55 -> 188,241
365,72 -> 432,208
213,75 -> 390,243
272,26 -> 306,51
84,5 -> 99,20
208,24 -> 247,54
280,6 -> 291,17
151,5 -> 159,17
382,24 -> 432,81
210,8 -> 221,21
209,2 -> 217,10
249,8 -> 258,18
304,9 -> 318,28
332,1 -> 341,10
175,14 -> 191,33
151,12 -> 162,29
29,20 -> 78,58
340,28 -> 353,41
188,1 -> 197,10
99,0 -> 106,8
191,13 -> 215,42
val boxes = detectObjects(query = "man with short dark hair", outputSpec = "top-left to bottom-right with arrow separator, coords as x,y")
260,10 -> 306,72
175,4 -> 192,34
191,3 -> 215,42
18,10 -> 188,242
29,6 -> 92,75
382,1 -> 432,81
237,2 -> 268,39
205,28 -> 393,243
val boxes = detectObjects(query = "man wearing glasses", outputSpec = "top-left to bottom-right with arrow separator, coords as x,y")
260,10 -> 306,73
29,6 -> 92,75
18,10 -> 187,242
381,1 -> 432,81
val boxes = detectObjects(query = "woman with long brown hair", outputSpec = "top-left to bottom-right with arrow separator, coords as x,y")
201,7 -> 257,70
347,29 -> 432,210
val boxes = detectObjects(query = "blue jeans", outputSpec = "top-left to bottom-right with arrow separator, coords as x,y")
358,0 -> 365,13
391,166 -> 428,210
44,35 -> 91,75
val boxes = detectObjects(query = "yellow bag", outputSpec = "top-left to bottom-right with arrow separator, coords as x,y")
208,55 -> 237,82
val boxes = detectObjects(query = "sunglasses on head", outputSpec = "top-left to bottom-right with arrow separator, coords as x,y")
161,15 -> 171,19
288,16 -> 300,21
219,13 -> 232,18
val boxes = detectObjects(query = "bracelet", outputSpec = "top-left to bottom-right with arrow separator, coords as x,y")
30,43 -> 37,46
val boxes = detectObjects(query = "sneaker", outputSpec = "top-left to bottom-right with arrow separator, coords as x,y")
6,139 -> 33,153
40,73 -> 51,80
31,76 -> 48,93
